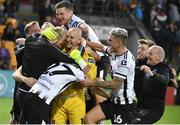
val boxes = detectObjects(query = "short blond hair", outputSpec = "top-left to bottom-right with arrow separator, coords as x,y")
138,39 -> 155,47
110,27 -> 128,45
55,26 -> 67,40
24,21 -> 39,36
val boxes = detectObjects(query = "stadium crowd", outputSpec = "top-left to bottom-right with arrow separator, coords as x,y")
0,0 -> 180,124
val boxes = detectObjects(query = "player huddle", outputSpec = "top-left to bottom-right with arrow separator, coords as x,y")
10,1 -> 174,124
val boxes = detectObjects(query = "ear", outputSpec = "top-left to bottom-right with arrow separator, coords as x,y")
69,10 -> 73,16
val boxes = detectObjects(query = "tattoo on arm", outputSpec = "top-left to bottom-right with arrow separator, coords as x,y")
94,76 -> 123,89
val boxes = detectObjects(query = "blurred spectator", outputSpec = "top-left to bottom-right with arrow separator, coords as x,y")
0,2 -> 5,24
18,18 -> 28,38
164,22 -> 177,62
153,7 -> 168,30
168,2 -> 180,23
155,0 -> 166,8
0,41 -> 10,69
142,0 -> 153,30
134,1 -> 143,20
150,5 -> 157,22
151,19 -> 163,45
2,21 -> 20,42
38,0 -> 54,25
3,0 -> 19,18
175,26 -> 180,46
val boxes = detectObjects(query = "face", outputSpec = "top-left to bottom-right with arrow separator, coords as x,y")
147,47 -> 159,65
56,7 -> 73,26
108,34 -> 121,52
29,23 -> 41,35
137,43 -> 149,60
66,30 -> 81,49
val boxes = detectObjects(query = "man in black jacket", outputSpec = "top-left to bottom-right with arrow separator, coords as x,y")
10,21 -> 41,124
16,26 -> 77,124
134,39 -> 155,108
132,45 -> 169,124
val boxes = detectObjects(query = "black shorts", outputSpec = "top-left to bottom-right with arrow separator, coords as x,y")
11,83 -> 30,122
100,99 -> 137,124
131,108 -> 164,124
20,93 -> 51,124
10,83 -> 20,121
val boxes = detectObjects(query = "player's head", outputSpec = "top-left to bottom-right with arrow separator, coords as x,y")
55,1 -> 74,26
147,45 -> 165,65
66,27 -> 82,50
137,39 -> 155,60
41,22 -> 55,31
108,27 -> 128,51
24,21 -> 41,37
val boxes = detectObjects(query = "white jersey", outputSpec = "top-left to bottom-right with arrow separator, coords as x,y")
63,15 -> 104,56
29,62 -> 85,105
110,51 -> 136,105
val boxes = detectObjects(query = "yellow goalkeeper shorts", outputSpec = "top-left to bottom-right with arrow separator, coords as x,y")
51,84 -> 85,124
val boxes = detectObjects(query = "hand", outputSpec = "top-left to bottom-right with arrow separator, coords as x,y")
81,38 -> 86,46
80,79 -> 95,87
15,38 -> 26,45
23,77 -> 37,87
140,65 -> 153,76
69,49 -> 87,69
69,49 -> 81,61
41,27 -> 58,41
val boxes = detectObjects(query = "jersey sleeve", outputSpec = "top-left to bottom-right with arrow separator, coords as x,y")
83,47 -> 97,80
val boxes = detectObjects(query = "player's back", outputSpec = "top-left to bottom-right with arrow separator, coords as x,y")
22,35 -> 76,79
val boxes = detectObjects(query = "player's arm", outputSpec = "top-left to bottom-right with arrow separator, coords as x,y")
141,65 -> 169,85
78,23 -> 89,40
93,87 -> 111,98
169,68 -> 178,88
89,48 -> 101,62
81,76 -> 124,89
86,39 -> 112,56
12,66 -> 37,87
80,40 -> 101,62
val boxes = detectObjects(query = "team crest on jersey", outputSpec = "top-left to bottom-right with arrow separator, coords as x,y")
88,58 -> 95,63
121,60 -> 127,65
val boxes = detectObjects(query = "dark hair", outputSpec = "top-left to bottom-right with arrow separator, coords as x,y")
55,1 -> 74,12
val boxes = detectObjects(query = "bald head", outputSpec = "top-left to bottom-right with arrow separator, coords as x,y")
150,45 -> 165,62
66,28 -> 82,49
67,28 -> 82,39
147,45 -> 165,65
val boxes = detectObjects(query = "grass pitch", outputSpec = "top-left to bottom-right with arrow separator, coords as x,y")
0,97 -> 180,124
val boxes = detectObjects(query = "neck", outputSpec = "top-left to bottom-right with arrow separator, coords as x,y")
116,47 -> 127,55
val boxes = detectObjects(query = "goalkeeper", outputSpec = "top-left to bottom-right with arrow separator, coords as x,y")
51,27 -> 100,124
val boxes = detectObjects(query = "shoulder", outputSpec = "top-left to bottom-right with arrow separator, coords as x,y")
118,51 -> 135,65
69,15 -> 85,28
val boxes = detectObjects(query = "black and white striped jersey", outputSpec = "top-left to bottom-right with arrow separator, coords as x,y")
29,62 -> 85,105
110,50 -> 136,105
64,15 -> 100,43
